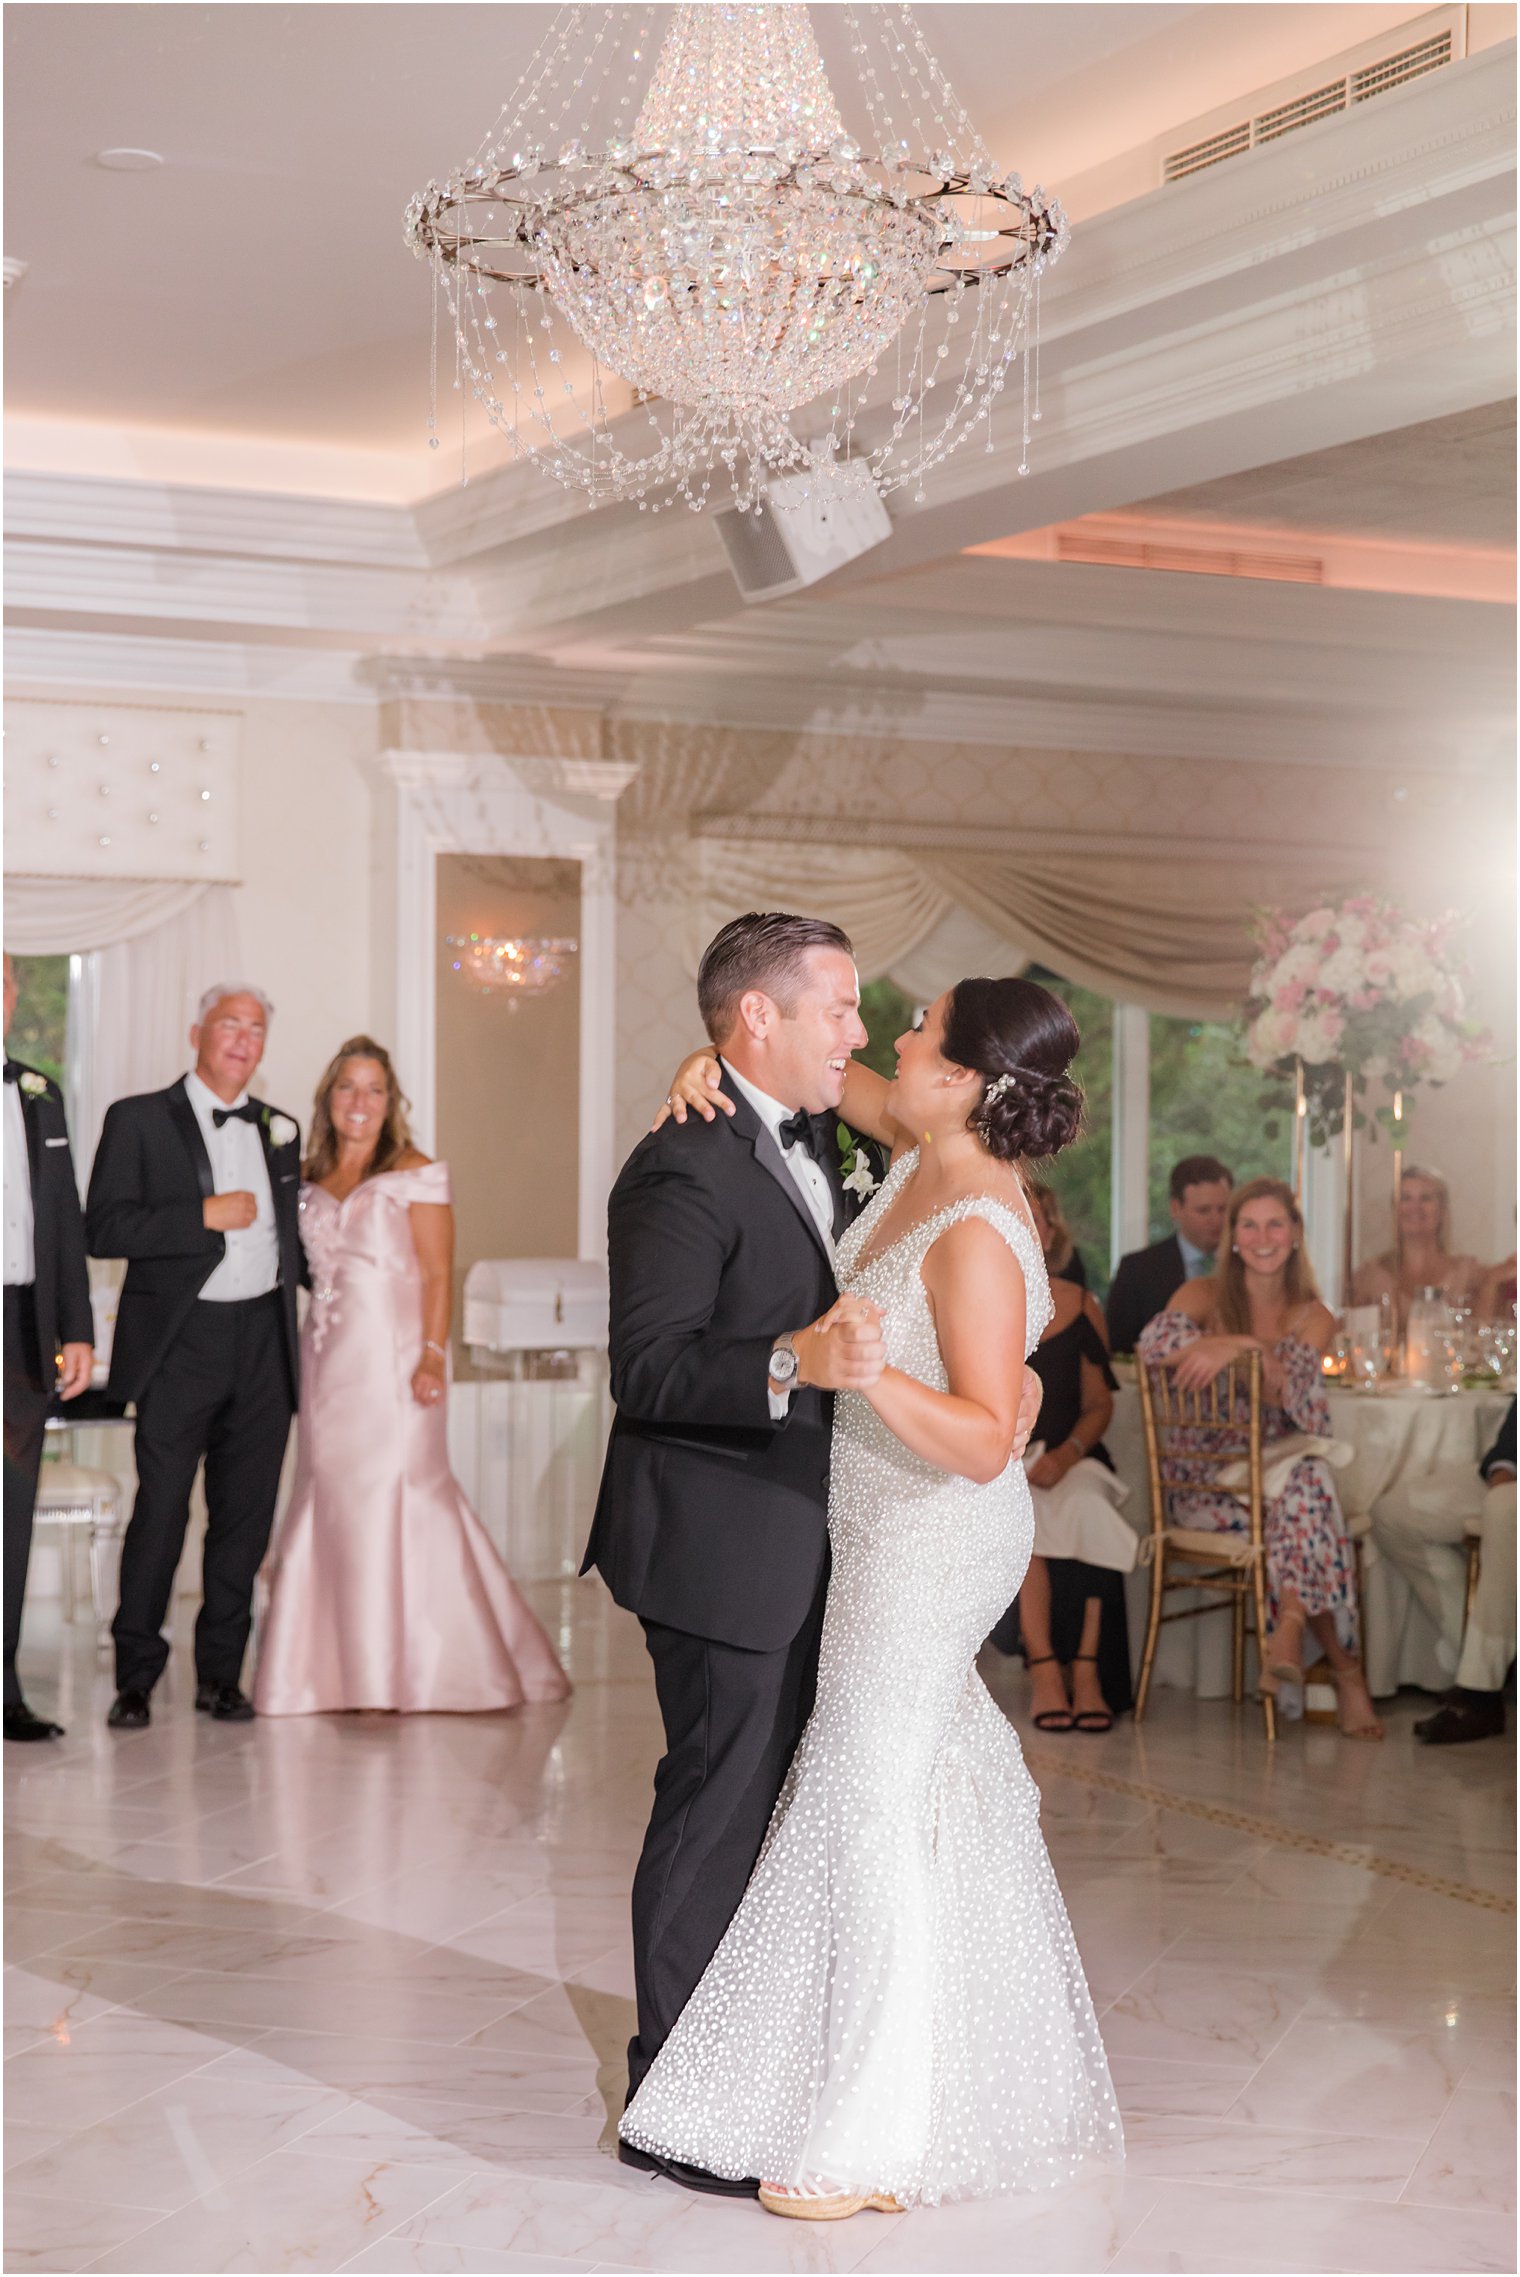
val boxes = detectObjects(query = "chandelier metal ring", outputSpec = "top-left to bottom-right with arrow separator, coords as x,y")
405,4 -> 1069,513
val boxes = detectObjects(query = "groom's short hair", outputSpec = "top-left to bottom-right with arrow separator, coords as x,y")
697,912 -> 854,1041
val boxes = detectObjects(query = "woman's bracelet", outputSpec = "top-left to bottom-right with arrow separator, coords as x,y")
1065,1433 -> 1087,1459
422,1340 -> 447,1360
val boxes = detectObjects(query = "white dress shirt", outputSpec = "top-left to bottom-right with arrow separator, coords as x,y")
721,1059 -> 835,1418
185,1070 -> 280,1302
4,1079 -> 35,1287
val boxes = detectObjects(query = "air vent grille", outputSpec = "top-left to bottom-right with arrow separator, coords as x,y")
1352,30 -> 1453,101
1162,19 -> 1458,183
1164,123 -> 1252,183
1056,533 -> 1325,584
1255,79 -> 1349,144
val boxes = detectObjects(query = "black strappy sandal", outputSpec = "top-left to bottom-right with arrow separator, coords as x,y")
1069,1654 -> 1113,1733
1025,1654 -> 1076,1733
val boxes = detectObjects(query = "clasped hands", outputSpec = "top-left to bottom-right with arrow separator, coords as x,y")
795,1295 -> 887,1392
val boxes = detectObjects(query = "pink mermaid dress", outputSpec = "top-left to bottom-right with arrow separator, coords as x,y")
254,1162 -> 570,1716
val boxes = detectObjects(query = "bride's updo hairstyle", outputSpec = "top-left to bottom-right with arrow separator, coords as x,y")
942,977 -> 1084,1164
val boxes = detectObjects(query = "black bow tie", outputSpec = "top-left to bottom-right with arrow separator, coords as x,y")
211,1102 -> 260,1129
2,1064 -> 15,1085
778,1108 -> 828,1163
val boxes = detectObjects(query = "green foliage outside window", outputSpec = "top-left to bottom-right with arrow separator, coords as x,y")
1026,966 -> 1113,1299
856,977 -> 918,1082
7,954 -> 68,1087
1146,1014 -> 1291,1240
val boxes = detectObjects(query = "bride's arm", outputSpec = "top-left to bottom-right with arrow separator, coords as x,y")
655,1048 -> 906,1150
859,1218 -> 1027,1483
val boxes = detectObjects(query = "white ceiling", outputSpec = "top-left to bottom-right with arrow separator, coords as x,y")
2,0 -> 1459,459
1122,404 -> 1517,550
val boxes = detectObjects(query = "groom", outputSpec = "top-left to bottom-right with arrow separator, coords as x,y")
585,912 -> 1037,2195
585,914 -> 882,2193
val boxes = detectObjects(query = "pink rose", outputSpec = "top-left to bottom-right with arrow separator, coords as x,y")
1274,981 -> 1307,1013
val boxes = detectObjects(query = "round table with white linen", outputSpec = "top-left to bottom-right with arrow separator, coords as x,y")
1103,1371 -> 1512,1699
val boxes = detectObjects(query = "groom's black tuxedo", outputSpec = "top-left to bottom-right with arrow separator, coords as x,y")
586,1069 -> 874,2106
584,1080 -> 848,1651
86,1077 -> 304,1698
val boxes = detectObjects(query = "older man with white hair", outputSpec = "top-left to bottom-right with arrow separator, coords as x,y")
86,985 -> 304,1728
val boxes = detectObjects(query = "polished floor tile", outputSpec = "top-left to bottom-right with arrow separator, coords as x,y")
4,1586 -> 1513,2273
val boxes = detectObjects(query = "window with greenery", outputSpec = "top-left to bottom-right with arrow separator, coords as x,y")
1146,1012 -> 1291,1240
1026,964 -> 1113,1299
7,954 -> 69,1087
857,976 -> 917,1082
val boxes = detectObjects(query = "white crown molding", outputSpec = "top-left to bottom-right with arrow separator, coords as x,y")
2,469 -> 426,567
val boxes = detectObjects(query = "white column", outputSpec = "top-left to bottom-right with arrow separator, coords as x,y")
1110,1002 -> 1151,1273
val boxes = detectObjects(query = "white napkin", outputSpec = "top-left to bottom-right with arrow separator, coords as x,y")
1215,1432 -> 1353,1502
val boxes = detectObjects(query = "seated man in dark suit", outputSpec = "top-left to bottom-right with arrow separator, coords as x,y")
1105,1154 -> 1233,1354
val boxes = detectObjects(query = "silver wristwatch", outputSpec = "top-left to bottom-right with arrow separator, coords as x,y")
768,1332 -> 801,1389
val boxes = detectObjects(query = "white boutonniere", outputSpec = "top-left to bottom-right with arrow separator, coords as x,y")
17,1071 -> 48,1099
264,1111 -> 300,1151
837,1123 -> 878,1199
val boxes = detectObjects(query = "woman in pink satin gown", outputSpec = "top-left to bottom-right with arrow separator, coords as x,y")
254,1036 -> 569,1716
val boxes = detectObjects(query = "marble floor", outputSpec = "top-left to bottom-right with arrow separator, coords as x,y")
4,1582 -> 1514,2276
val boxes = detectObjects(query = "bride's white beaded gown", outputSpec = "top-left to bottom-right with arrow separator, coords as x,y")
621,1153 -> 1123,2204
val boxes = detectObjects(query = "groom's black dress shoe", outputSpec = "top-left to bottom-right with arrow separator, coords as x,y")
617,2139 -> 760,2197
196,1683 -> 256,1722
4,1701 -> 64,1742
107,1689 -> 151,1729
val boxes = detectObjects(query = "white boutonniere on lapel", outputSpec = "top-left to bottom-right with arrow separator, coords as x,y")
264,1111 -> 300,1151
837,1123 -> 878,1200
18,1071 -> 48,1099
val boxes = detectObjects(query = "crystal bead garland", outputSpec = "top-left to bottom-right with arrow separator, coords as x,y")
404,3 -> 1069,514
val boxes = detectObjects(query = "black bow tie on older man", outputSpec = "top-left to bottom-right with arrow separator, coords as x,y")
211,1102 -> 261,1129
777,1108 -> 833,1164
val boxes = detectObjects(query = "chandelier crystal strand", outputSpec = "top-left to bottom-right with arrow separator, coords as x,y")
405,3 -> 1067,514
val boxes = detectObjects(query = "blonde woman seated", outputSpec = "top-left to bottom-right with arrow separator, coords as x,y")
1351,1164 -> 1486,1331
255,1037 -> 570,1718
1138,1177 -> 1380,1740
1029,1180 -> 1088,1289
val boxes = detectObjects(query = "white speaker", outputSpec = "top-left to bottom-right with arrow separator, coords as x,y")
713,463 -> 892,602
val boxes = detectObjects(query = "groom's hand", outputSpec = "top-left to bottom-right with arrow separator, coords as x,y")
795,1297 -> 886,1392
1011,1367 -> 1043,1460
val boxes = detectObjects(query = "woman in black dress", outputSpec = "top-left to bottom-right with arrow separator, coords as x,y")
989,1278 -> 1136,1730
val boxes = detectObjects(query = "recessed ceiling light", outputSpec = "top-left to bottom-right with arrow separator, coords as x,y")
96,148 -> 164,172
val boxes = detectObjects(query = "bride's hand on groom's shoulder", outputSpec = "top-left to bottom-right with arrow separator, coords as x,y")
652,1050 -> 731,1130
796,1296 -> 887,1392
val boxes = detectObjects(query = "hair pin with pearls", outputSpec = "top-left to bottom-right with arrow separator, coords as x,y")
983,1072 -> 1015,1102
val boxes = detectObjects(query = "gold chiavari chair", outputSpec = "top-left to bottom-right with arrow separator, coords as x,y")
1134,1348 -> 1275,1742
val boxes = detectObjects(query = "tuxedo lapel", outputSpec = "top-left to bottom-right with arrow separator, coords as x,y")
166,1077 -> 214,1202
252,1097 -> 302,1266
12,1067 -> 43,1200
721,1071 -> 835,1271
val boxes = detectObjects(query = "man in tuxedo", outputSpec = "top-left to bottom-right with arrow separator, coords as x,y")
1105,1153 -> 1234,1353
585,913 -> 1038,2196
86,985 -> 302,1728
3,955 -> 94,1741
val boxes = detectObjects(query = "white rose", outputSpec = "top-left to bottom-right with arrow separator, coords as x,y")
1316,947 -> 1363,997
267,1113 -> 300,1150
17,1070 -> 48,1098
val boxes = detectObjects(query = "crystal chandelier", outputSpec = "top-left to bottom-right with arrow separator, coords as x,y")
445,934 -> 580,1000
405,4 -> 1068,514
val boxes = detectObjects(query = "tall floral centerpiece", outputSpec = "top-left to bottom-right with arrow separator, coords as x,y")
1243,897 -> 1490,1300
1244,898 -> 1489,1144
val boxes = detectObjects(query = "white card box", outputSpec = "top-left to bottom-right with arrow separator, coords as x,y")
463,1258 -> 610,1354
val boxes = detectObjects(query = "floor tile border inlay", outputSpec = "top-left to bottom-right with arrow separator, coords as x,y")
1023,1750 -> 1517,1913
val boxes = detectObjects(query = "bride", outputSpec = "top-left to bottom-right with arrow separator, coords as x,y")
621,977 -> 1122,2218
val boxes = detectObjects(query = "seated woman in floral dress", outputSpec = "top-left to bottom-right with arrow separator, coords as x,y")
1139,1176 -> 1381,1740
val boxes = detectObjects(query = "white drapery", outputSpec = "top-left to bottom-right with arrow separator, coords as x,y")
4,877 -> 241,1166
